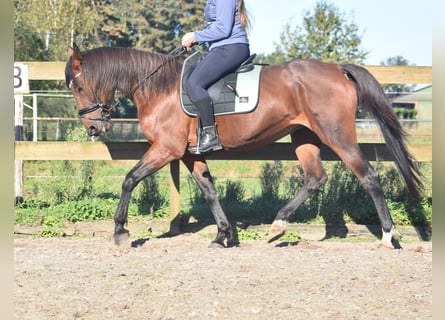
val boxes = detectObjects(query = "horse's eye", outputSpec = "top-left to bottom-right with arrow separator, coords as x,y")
77,87 -> 83,93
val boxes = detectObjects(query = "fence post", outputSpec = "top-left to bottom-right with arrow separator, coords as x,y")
14,94 -> 24,205
168,160 -> 181,235
33,93 -> 38,141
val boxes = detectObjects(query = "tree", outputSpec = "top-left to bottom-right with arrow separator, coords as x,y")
14,0 -> 102,61
14,0 -> 207,91
380,55 -> 415,98
132,0 -> 206,53
15,0 -> 207,59
272,0 -> 368,64
93,0 -> 135,47
87,0 -> 206,53
255,51 -> 285,65
133,0 -> 198,53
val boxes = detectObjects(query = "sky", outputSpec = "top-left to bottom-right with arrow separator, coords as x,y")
246,0 -> 432,66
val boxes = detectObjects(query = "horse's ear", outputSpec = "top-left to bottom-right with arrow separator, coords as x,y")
68,42 -> 83,73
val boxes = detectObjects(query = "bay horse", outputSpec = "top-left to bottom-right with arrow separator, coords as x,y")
65,43 -> 423,249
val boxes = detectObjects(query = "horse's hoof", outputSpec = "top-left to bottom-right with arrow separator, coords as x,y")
375,238 -> 403,250
377,239 -> 403,250
208,241 -> 225,249
379,227 -> 402,249
376,241 -> 396,250
267,230 -> 286,243
267,220 -> 287,243
114,230 -> 130,246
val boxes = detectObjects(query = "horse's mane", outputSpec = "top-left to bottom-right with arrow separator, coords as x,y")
68,47 -> 184,98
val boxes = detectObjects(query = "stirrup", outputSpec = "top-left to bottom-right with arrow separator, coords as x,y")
188,127 -> 202,154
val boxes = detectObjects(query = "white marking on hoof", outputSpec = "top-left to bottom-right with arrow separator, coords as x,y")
382,228 -> 393,245
268,220 -> 288,243
272,219 -> 287,229
381,226 -> 400,249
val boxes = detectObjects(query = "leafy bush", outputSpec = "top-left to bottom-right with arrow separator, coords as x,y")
393,108 -> 417,120
260,160 -> 283,199
223,179 -> 245,204
16,159 -> 432,239
63,199 -> 115,222
137,174 -> 168,218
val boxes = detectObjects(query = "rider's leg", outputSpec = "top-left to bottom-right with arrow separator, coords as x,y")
186,44 -> 250,153
187,97 -> 222,153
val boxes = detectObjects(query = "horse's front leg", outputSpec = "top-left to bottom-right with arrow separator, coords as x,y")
114,149 -> 174,245
182,156 -> 233,248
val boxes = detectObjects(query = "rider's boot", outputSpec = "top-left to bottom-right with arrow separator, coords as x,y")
187,97 -> 223,154
188,124 -> 223,154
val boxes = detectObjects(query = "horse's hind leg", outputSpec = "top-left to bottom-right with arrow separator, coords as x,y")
268,132 -> 328,242
182,156 -> 232,248
331,144 -> 400,248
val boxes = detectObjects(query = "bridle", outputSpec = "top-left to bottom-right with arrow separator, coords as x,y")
71,46 -> 187,123
69,72 -> 122,123
77,98 -> 119,122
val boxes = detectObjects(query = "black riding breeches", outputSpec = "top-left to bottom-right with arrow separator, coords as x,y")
186,43 -> 250,126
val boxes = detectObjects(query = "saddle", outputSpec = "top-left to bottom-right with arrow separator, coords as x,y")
179,51 -> 263,117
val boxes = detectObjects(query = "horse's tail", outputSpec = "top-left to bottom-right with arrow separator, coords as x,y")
341,64 -> 423,201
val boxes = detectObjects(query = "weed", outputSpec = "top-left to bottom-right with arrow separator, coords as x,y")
278,231 -> 302,242
40,228 -> 66,238
236,227 -> 263,240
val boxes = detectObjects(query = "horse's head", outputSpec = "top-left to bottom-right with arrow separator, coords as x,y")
65,43 -> 112,137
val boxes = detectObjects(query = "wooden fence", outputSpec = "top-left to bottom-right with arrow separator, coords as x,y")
14,62 -> 432,233
15,141 -> 431,162
19,61 -> 433,84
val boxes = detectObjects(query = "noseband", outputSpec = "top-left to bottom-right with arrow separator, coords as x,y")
78,101 -> 114,122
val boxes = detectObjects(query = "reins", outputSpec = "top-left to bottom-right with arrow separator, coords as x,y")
128,46 -> 186,96
77,46 -> 187,122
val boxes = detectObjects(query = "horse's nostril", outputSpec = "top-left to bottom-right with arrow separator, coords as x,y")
87,126 -> 98,136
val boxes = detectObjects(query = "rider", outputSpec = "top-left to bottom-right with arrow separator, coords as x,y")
181,0 -> 251,153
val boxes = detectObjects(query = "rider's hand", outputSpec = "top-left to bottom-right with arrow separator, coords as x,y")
181,32 -> 196,51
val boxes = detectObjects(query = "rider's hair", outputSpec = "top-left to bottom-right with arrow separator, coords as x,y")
238,0 -> 251,32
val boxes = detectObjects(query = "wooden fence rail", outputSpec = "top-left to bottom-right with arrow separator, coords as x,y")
14,62 -> 432,233
21,61 -> 433,84
14,141 -> 431,162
